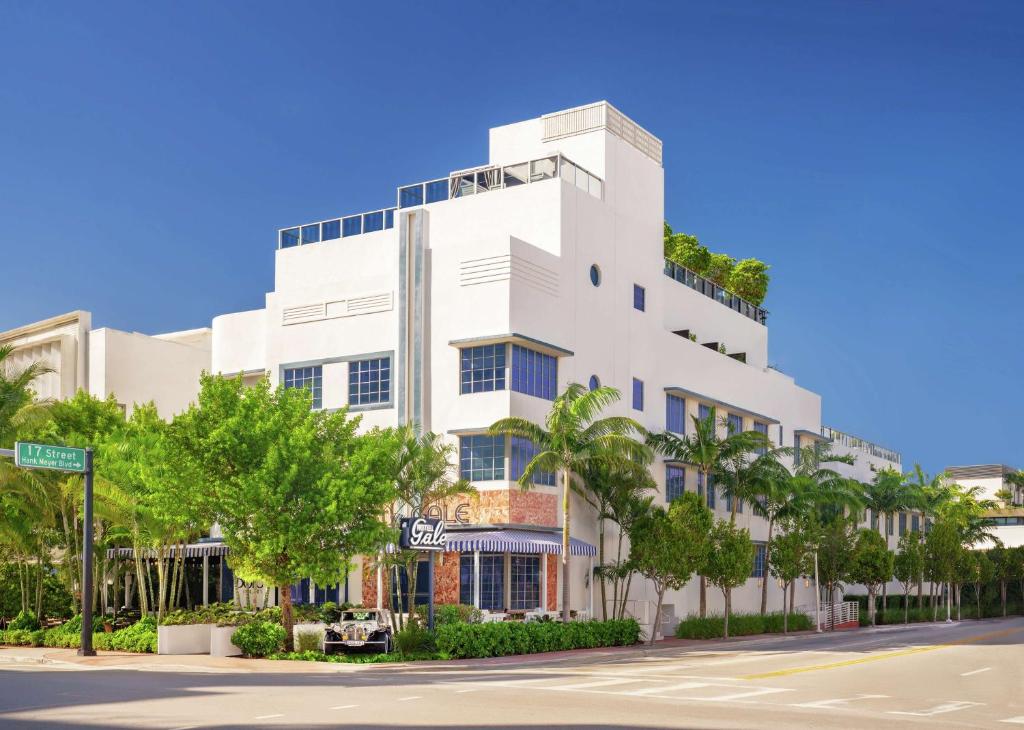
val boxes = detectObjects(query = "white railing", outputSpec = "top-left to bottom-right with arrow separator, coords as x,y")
818,601 -> 860,628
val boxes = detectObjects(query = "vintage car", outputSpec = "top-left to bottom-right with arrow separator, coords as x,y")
323,608 -> 394,654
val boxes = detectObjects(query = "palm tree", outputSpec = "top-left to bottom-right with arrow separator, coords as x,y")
0,344 -> 53,445
861,467 -> 913,613
490,384 -> 649,622
1006,471 -> 1024,507
647,407 -> 763,616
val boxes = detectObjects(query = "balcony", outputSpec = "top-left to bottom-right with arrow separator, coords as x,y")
821,426 -> 901,465
663,260 -> 768,325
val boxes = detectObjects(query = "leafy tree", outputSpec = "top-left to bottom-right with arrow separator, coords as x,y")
703,519 -> 754,638
970,551 -> 995,619
768,518 -> 814,633
629,492 -> 712,644
893,531 -> 924,624
0,345 -> 53,445
989,546 -> 1011,617
925,520 -> 961,622
705,253 -> 736,288
849,529 -> 894,626
817,517 -> 856,617
171,374 -> 396,650
1005,471 -> 1024,506
727,259 -> 770,306
663,224 -> 712,274
490,383 -> 648,622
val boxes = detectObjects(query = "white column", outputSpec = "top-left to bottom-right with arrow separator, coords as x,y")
202,555 -> 210,607
376,562 -> 383,610
473,550 -> 480,608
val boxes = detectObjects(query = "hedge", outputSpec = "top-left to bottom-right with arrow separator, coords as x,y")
434,619 -> 640,659
675,612 -> 812,640
1,615 -> 157,653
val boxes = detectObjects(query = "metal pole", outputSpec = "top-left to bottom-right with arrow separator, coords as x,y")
946,582 -> 952,623
814,551 -> 822,633
427,552 -> 435,631
79,448 -> 96,656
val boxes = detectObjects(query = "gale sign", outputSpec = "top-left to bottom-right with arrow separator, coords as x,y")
399,517 -> 446,551
15,442 -> 87,473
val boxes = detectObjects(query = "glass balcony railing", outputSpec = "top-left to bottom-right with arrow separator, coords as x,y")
820,426 -> 901,464
663,260 -> 768,325
278,154 -> 602,250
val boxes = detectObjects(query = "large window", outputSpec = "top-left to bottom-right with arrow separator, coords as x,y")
459,435 -> 505,481
754,421 -> 769,456
510,345 -> 557,400
510,555 -> 541,610
511,437 -> 555,486
348,357 -> 391,406
899,512 -> 907,536
698,471 -> 716,509
666,465 -> 685,502
632,378 -> 644,411
727,413 -> 743,435
752,542 -> 767,578
699,403 -> 712,422
911,514 -> 920,532
479,554 -> 504,610
459,555 -> 474,606
460,344 -> 507,394
666,394 -> 686,434
284,366 -> 323,409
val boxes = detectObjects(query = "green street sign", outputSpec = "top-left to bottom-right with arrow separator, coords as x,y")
15,442 -> 87,473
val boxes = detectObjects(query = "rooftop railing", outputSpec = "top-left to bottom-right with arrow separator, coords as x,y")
663,260 -> 768,325
278,154 -> 602,250
821,426 -> 901,465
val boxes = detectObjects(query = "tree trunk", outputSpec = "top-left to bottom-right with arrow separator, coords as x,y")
699,577 -> 707,618
407,555 -> 419,626
280,584 -> 295,652
650,587 -> 664,646
789,580 -> 795,624
868,588 -> 876,626
782,581 -> 789,634
1001,581 -> 1007,617
723,589 -> 731,639
917,577 -> 923,610
561,468 -> 571,623
760,517 -> 773,616
904,590 -> 909,624
976,584 -> 981,620
599,515 -> 607,621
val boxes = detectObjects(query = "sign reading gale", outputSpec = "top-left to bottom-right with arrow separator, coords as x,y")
399,516 -> 446,551
15,442 -> 87,473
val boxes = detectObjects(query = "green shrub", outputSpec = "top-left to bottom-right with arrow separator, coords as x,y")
9,610 -> 41,631
319,601 -> 342,624
674,612 -> 811,639
107,617 -> 157,653
268,650 -> 431,664
394,622 -> 433,655
232,620 -> 285,657
434,619 -> 640,659
295,630 -> 321,653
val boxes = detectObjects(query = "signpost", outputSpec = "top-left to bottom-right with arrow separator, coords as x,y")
399,517 -> 446,630
2,442 -> 95,656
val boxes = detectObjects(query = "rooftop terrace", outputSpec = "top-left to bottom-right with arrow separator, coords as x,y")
821,426 -> 901,465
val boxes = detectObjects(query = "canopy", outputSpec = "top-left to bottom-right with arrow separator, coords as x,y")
445,529 -> 596,556
107,542 -> 229,560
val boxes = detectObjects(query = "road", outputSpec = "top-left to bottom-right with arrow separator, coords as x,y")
1,616 -> 1022,729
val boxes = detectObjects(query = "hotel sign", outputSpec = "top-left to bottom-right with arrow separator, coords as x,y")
15,442 -> 87,473
399,517 -> 446,551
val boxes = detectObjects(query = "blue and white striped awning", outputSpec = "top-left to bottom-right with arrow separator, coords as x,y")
445,529 -> 596,557
107,542 -> 230,560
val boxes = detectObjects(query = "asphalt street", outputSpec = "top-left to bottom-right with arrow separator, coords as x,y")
1,616 -> 1021,729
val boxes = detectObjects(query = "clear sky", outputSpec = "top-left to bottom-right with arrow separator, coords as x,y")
1,1 -> 1021,475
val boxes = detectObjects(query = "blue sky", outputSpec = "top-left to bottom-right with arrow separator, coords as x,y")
1,1 -> 1021,475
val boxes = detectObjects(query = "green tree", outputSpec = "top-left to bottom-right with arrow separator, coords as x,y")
727,259 -> 770,306
629,492 -> 712,644
703,519 -> 754,638
970,551 -> 995,619
663,224 -> 712,274
925,520 -> 961,622
171,374 -> 396,650
0,345 -> 53,445
893,531 -> 925,624
490,383 -> 648,622
849,529 -> 894,626
768,518 -> 814,633
705,253 -> 736,288
817,517 -> 856,619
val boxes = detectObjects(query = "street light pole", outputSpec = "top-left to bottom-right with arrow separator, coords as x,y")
813,550 -> 822,633
79,448 -> 96,656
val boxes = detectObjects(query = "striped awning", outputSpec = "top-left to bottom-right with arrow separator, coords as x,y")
445,529 -> 596,556
107,542 -> 230,560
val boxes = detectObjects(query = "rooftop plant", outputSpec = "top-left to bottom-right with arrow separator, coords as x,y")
663,222 -> 770,306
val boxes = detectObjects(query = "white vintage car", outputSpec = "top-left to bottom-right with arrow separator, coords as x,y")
323,608 -> 395,654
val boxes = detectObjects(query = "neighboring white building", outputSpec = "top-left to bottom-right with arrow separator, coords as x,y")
946,464 -> 1024,549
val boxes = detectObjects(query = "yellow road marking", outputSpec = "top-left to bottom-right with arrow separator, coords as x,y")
741,626 -> 1024,680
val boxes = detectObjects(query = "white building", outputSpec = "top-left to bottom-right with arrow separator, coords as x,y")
946,464 -> 1024,549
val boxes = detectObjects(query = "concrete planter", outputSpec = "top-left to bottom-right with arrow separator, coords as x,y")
293,622 -> 326,652
209,625 -> 243,657
157,623 -> 214,655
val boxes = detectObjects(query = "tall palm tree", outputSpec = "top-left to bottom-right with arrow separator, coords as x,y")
490,384 -> 648,622
1006,471 -> 1024,507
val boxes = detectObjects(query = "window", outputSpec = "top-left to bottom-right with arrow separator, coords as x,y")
425,179 -> 448,203
633,284 -> 646,312
478,554 -> 504,611
284,366 -> 322,409
342,215 -> 361,237
698,471 -> 716,509
589,264 -> 601,287
459,435 -> 505,481
886,514 -> 894,536
666,394 -> 686,433
459,555 -> 474,606
348,357 -> 391,406
699,404 -> 712,422
363,211 -> 383,233
899,512 -> 907,536
301,224 -> 320,244
727,414 -> 743,435
460,344 -> 507,394
511,437 -> 555,486
510,555 -> 541,610
911,514 -> 920,532
631,378 -> 644,411
794,434 -> 802,466
588,375 -> 600,391
399,184 -> 423,208
322,219 -> 341,241
280,228 -> 300,248
752,543 -> 767,578
530,156 -> 557,181
385,209 -> 394,229
510,345 -> 557,400
666,465 -> 685,502
754,421 -> 769,456
726,493 -> 744,514
503,162 -> 529,187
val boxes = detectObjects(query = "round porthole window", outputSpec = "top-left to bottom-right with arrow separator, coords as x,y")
589,264 -> 601,287
588,375 -> 601,391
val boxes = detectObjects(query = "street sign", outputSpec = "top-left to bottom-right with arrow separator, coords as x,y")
399,516 -> 446,551
15,442 -> 87,473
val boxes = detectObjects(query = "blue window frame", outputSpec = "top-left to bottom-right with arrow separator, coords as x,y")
510,555 -> 541,610
727,413 -> 743,435
459,555 -> 474,606
794,434 -> 802,466
322,219 -> 341,241
301,224 -> 320,244
632,378 -> 644,411
478,554 -> 504,610
390,560 -> 429,613
399,184 -> 423,208
510,345 -> 557,400
633,284 -> 646,311
588,375 -> 600,391
754,421 -> 769,456
698,471 -> 716,509
363,211 -> 384,233
459,435 -> 505,481
666,394 -> 686,433
280,228 -> 300,248
284,365 -> 322,409
348,357 -> 390,406
460,344 -> 506,394
425,179 -> 448,203
699,403 -> 712,422
899,512 -> 907,536
385,209 -> 395,229
666,464 -> 685,502
511,437 -> 555,486
911,514 -> 920,532
342,215 -> 362,237
752,542 -> 767,578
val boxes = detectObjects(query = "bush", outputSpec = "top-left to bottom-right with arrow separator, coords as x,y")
674,612 -> 811,640
319,601 -> 342,624
232,620 -> 285,657
0,629 -> 44,646
394,622 -> 433,655
295,630 -> 321,653
434,619 -> 640,659
9,610 -> 41,631
269,650 -> 418,664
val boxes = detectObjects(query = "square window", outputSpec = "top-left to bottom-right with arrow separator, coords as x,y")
283,365 -> 322,409
301,224 -> 320,244
460,344 -> 507,394
280,228 -> 300,248
348,357 -> 391,406
459,435 -> 505,482
510,344 -> 556,400
321,220 -> 341,240
363,211 -> 384,233
342,216 -> 362,237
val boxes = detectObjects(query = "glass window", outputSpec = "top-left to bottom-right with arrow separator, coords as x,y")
460,344 -> 507,394
363,211 -> 384,233
301,224 -> 320,244
698,471 -> 716,509
589,264 -> 601,287
510,555 -> 541,610
899,512 -> 907,536
886,514 -> 894,536
479,554 -> 504,611
510,345 -> 557,400
322,219 -> 341,241
399,184 -> 423,208
754,421 -> 769,456
794,434 -> 802,466
425,179 -> 448,204
348,357 -> 391,406
752,543 -> 767,578
666,394 -> 685,434
699,403 -> 712,422
385,209 -> 395,229
632,378 -> 644,411
280,228 -> 300,248
588,375 -> 600,391
342,215 -> 362,237
459,555 -> 474,606
284,365 -> 322,410
633,284 -> 646,312
666,465 -> 685,502
459,435 -> 505,481
530,156 -> 557,181
511,436 -> 555,486
727,414 -> 743,435
911,514 -> 920,532
503,162 -> 528,187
